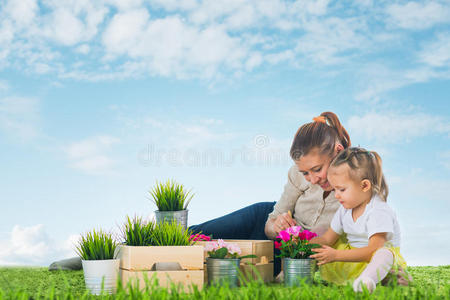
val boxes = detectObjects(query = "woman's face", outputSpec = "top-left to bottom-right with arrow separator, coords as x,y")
295,147 -> 339,191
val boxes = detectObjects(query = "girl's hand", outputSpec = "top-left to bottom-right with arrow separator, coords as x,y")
310,245 -> 337,266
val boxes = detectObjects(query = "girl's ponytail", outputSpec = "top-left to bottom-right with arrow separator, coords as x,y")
371,151 -> 389,201
290,111 -> 351,160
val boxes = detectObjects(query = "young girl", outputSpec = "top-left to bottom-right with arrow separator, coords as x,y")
310,147 -> 409,292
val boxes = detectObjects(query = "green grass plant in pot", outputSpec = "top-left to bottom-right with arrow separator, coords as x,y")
275,226 -> 320,286
149,179 -> 194,229
121,215 -> 155,246
75,229 -> 119,295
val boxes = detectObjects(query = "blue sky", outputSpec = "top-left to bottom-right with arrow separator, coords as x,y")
0,0 -> 449,266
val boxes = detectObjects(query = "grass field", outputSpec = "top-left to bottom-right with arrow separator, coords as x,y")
0,265 -> 449,299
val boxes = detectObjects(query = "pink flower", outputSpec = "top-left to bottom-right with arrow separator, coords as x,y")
298,230 -> 317,241
227,243 -> 242,255
200,234 -> 211,241
204,241 -> 218,252
278,230 -> 291,242
274,241 -> 281,249
287,226 -> 302,237
303,230 -> 317,241
217,239 -> 226,248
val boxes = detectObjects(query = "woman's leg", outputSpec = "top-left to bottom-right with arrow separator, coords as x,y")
353,248 -> 394,292
189,202 -> 276,240
189,201 -> 280,275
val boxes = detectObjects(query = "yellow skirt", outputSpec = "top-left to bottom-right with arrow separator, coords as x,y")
319,238 -> 407,286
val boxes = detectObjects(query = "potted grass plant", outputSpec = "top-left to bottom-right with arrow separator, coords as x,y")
117,217 -> 205,290
205,239 -> 256,287
75,229 -> 119,295
149,179 -> 194,229
275,226 -> 320,286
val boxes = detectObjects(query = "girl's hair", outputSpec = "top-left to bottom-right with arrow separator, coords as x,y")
330,147 -> 389,201
290,112 -> 351,160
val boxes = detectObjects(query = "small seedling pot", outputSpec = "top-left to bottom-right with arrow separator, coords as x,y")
154,209 -> 188,229
206,257 -> 241,287
82,259 -> 120,295
282,257 -> 316,286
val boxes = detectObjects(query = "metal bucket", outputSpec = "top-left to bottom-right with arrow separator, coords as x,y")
282,258 -> 316,286
154,210 -> 188,229
82,259 -> 120,295
206,258 -> 241,287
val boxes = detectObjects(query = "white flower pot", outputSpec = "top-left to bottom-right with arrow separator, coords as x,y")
82,259 -> 120,295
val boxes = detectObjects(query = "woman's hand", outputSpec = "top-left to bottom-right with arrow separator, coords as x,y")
273,212 -> 296,235
310,245 -> 337,266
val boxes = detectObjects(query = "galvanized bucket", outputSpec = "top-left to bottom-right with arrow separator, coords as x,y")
206,258 -> 241,287
282,258 -> 316,286
82,259 -> 120,295
154,210 -> 188,229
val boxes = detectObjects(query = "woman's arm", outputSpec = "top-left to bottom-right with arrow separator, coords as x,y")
309,227 -> 340,246
311,233 -> 387,265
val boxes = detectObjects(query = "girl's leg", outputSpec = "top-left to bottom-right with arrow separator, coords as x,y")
353,248 -> 394,292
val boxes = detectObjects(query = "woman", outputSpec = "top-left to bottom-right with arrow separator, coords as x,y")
190,111 -> 350,275
50,112 -> 350,272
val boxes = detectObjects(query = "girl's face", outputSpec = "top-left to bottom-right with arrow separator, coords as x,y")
295,148 -> 336,191
327,164 -> 371,209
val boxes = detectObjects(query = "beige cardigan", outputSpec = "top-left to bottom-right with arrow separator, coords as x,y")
268,165 -> 340,236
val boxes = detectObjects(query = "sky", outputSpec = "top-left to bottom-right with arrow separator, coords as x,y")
0,0 -> 449,267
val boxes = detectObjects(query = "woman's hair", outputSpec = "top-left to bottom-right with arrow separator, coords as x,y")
290,112 -> 351,160
330,147 -> 389,201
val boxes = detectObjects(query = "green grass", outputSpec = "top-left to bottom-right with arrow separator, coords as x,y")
0,266 -> 448,299
150,179 -> 193,211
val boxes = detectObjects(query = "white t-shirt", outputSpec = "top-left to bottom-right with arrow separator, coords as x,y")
330,195 -> 401,248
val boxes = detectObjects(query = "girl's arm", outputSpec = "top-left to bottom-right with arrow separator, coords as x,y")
309,227 -> 340,247
311,233 -> 387,265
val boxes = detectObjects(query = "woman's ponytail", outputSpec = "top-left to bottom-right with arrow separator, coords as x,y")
321,112 -> 351,149
290,111 -> 351,160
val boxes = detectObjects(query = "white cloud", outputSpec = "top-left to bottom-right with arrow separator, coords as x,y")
0,225 -> 77,266
3,0 -> 38,28
418,33 -> 450,67
76,44 -> 90,54
440,151 -> 450,170
348,111 -> 450,143
296,17 -> 369,65
386,1 -> 450,30
65,135 -> 120,175
102,12 -> 249,79
0,80 -> 9,91
0,96 -> 40,141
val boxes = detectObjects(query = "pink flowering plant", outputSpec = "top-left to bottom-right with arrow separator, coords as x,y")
205,239 -> 256,259
275,226 -> 320,259
189,233 -> 212,243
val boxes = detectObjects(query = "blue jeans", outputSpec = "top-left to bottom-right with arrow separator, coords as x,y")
189,201 -> 280,275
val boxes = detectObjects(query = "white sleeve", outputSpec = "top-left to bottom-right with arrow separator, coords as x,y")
366,208 -> 395,239
330,206 -> 344,235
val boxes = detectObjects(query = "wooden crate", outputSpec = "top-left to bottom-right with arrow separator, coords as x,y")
240,263 -> 274,283
117,245 -> 204,271
121,269 -> 204,292
117,245 -> 204,292
196,240 -> 273,264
